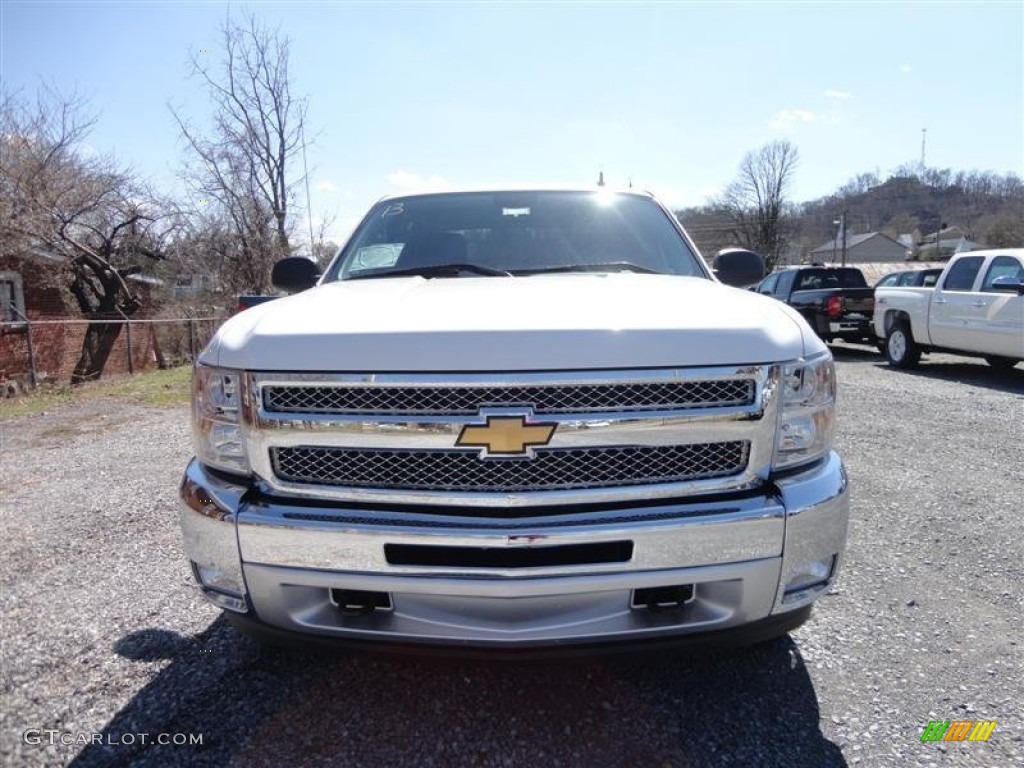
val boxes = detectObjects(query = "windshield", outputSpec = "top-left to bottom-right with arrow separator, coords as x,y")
328,191 -> 706,281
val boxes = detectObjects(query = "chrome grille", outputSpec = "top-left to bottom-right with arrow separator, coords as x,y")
271,442 -> 750,492
263,379 -> 755,415
248,366 -> 777,507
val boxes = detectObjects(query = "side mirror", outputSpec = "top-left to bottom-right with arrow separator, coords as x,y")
272,257 -> 321,293
713,248 -> 766,288
989,275 -> 1024,295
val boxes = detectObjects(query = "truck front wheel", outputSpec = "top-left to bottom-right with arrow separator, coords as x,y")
885,321 -> 921,368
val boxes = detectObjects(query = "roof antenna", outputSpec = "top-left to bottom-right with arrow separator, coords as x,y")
628,176 -> 633,189
597,171 -> 605,187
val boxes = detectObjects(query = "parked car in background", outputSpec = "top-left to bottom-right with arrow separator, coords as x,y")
754,265 -> 875,345
874,249 -> 1024,370
874,268 -> 942,289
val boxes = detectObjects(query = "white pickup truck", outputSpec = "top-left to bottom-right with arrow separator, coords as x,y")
180,188 -> 849,655
874,249 -> 1024,370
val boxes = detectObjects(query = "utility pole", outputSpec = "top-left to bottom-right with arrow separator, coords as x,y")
301,122 -> 315,258
831,220 -> 839,265
920,128 -> 927,169
840,211 -> 849,266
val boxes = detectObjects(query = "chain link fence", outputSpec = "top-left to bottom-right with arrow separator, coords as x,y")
1,313 -> 229,392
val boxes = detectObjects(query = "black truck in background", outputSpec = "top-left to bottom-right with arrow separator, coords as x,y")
754,266 -> 875,345
235,258 -> 323,312
235,294 -> 280,313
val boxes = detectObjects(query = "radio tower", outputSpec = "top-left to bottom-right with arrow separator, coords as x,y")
920,128 -> 927,169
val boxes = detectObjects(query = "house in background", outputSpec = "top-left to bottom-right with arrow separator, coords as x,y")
915,225 -> 984,260
172,272 -> 221,298
0,247 -> 65,323
0,247 -> 163,322
810,231 -> 909,264
896,229 -> 923,254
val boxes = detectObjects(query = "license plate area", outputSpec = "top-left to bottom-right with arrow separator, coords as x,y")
384,541 -> 634,568
632,584 -> 696,610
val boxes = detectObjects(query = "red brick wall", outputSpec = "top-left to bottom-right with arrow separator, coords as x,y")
1,254 -> 225,384
2,316 -> 225,384
0,255 -> 68,316
2,321 -> 149,381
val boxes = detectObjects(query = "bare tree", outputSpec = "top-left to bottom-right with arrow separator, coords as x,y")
0,88 -> 171,383
168,207 -> 272,296
979,212 -> 1024,248
714,140 -> 800,270
171,12 -> 307,293
310,210 -> 339,267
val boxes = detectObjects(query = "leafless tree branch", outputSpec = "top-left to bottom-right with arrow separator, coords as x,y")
712,140 -> 799,271
170,12 -> 308,292
1,87 -> 169,382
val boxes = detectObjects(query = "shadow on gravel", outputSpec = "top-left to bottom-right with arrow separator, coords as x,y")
876,359 -> 1024,395
827,341 -> 1024,395
71,618 -> 846,768
114,629 -> 192,662
827,344 -> 882,362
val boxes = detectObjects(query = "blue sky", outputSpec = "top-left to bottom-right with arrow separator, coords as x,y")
3,1 -> 1022,242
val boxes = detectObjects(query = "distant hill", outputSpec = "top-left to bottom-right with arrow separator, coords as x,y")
678,168 -> 1024,262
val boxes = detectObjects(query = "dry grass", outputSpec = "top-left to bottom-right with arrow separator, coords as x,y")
0,365 -> 193,420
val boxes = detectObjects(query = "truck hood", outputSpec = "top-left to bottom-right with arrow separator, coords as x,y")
205,274 -> 814,371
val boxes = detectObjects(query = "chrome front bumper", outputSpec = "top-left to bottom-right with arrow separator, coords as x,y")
179,452 -> 848,649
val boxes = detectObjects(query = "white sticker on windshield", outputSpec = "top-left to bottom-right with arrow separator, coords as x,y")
502,207 -> 530,217
352,244 -> 402,270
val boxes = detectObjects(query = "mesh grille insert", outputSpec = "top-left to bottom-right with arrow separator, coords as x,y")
271,442 -> 750,492
263,379 -> 755,415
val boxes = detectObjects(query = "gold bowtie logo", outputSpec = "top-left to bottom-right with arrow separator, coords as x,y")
456,415 -> 557,457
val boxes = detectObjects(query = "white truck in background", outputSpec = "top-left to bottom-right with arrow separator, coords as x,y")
874,249 -> 1024,370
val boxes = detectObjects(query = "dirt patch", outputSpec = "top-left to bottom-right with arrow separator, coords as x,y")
39,413 -> 133,441
0,399 -> 172,454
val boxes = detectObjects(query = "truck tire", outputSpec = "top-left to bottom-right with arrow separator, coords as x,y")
885,321 -> 920,368
985,356 -> 1021,371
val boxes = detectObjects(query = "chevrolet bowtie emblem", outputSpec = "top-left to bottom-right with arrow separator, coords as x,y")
456,415 -> 557,458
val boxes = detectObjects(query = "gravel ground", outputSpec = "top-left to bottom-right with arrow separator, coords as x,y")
1,349 -> 1022,768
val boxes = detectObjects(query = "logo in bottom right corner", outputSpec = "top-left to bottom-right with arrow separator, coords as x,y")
921,719 -> 997,742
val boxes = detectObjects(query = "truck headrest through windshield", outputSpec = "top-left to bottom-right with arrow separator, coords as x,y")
397,231 -> 468,269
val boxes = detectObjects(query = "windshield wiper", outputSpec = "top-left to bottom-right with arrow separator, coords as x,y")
346,263 -> 512,280
513,262 -> 663,276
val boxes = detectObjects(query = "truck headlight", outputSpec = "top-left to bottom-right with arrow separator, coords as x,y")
773,353 -> 836,470
192,365 -> 249,474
